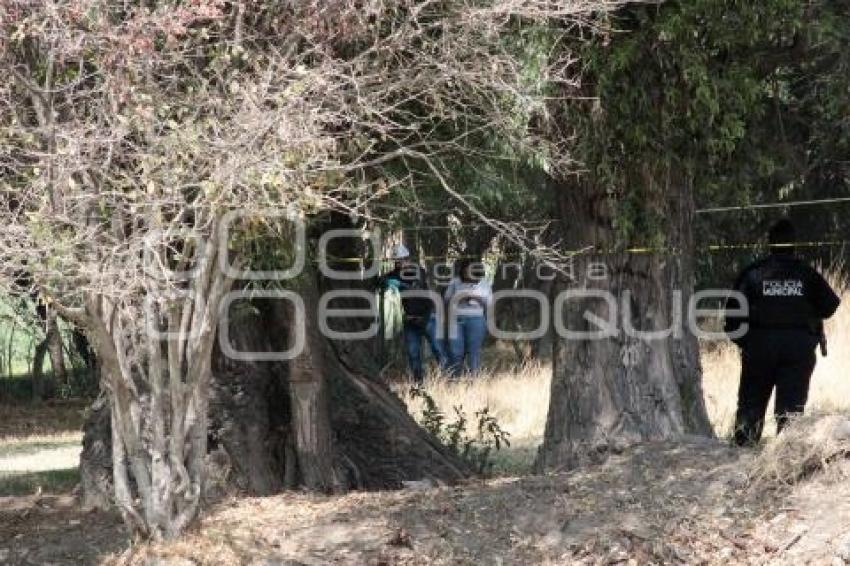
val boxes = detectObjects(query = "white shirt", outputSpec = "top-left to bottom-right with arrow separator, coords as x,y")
444,277 -> 492,316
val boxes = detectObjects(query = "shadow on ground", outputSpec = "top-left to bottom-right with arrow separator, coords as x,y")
0,493 -> 125,565
0,468 -> 80,497
7,436 -> 850,565
116,440 -> 783,565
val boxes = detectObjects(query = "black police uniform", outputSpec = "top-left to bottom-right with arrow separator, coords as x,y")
725,251 -> 839,446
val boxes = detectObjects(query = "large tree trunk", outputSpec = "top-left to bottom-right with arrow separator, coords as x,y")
80,212 -> 468,536
81,284 -> 469,514
45,310 -> 67,385
76,215 -> 236,540
536,169 -> 713,471
211,287 -> 469,491
32,308 -> 64,400
287,283 -> 345,492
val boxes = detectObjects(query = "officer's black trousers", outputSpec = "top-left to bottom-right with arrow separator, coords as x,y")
733,330 -> 817,447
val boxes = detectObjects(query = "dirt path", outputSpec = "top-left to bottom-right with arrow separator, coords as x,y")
0,445 -> 81,474
750,470 -> 850,565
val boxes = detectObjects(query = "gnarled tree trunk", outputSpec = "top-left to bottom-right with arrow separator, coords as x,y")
81,281 -> 469,516
536,169 -> 713,471
287,283 -> 345,492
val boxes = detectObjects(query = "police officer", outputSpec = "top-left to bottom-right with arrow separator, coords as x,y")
725,219 -> 840,446
379,244 -> 446,382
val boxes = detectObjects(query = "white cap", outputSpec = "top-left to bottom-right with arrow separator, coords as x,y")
391,243 -> 410,259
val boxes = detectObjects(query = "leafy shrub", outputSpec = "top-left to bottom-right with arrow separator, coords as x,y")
409,385 -> 510,475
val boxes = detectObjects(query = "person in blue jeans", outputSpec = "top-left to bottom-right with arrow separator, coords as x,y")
380,244 -> 446,382
444,258 -> 492,377
402,314 -> 445,382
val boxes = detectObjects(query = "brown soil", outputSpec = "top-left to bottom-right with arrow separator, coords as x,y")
0,493 -> 124,564
4,439 -> 850,565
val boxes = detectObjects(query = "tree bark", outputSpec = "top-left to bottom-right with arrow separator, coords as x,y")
79,395 -> 112,511
32,309 -> 64,400
81,285 -> 469,511
288,283 -> 345,492
536,169 -> 713,471
31,337 -> 55,400
45,309 -> 67,385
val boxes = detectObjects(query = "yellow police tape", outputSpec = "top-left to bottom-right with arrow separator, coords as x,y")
319,239 -> 849,264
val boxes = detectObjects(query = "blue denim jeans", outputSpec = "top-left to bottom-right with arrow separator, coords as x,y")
403,315 -> 446,382
447,314 -> 487,376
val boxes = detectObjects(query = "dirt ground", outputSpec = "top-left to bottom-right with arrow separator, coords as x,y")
0,493 -> 125,564
4,438 -> 850,565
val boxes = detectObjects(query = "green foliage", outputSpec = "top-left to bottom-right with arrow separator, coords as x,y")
564,0 -> 832,246
409,385 -> 511,476
541,0 -> 850,283
0,296 -> 40,377
360,25 -> 563,245
0,294 -> 96,400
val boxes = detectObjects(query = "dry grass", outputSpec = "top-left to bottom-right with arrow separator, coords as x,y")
107,442 -> 763,566
6,272 -> 848,563
398,363 -> 551,446
0,441 -> 81,473
401,270 -> 850,457
0,401 -> 85,495
0,431 -> 83,496
395,363 -> 551,473
748,413 -> 850,490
